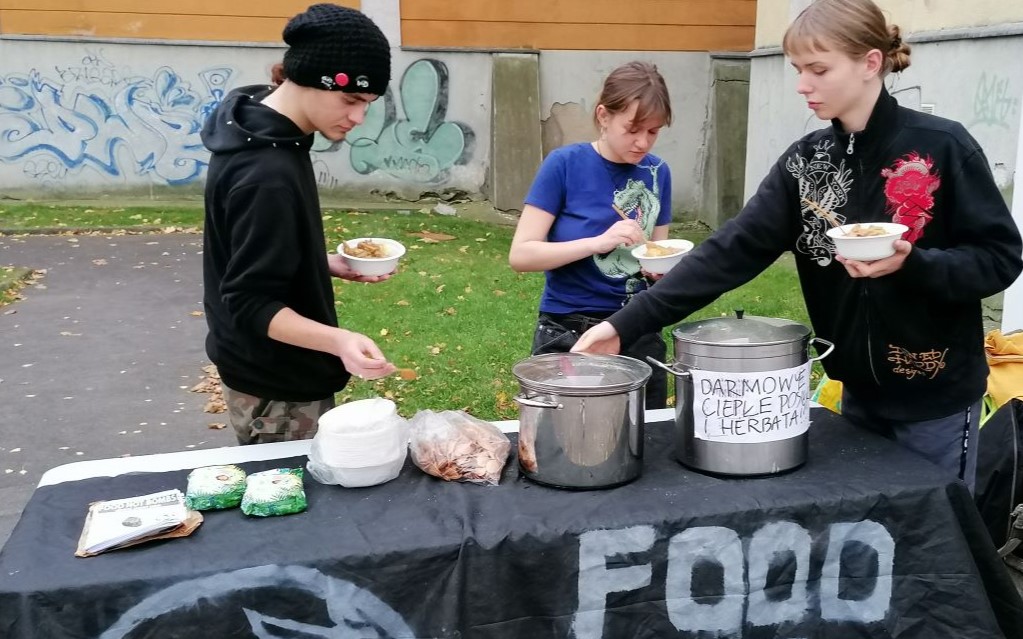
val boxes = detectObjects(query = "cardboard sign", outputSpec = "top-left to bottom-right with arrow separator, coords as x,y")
690,363 -> 811,443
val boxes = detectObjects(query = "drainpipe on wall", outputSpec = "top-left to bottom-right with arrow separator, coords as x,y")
1002,87 -> 1023,335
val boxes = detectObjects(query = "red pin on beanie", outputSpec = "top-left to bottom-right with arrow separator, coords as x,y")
281,4 -> 392,95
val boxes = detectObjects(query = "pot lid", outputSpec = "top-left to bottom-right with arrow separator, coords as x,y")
672,315 -> 810,346
512,353 -> 651,396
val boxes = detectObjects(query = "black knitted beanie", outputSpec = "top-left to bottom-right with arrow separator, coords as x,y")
282,4 -> 391,95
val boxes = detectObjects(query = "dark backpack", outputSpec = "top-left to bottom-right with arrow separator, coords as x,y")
975,398 -> 1023,562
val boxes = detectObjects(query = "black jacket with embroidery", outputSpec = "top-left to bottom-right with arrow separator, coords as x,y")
201,84 -> 349,401
611,87 -> 1022,420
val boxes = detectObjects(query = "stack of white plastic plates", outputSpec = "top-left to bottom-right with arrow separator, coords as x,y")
307,397 -> 409,487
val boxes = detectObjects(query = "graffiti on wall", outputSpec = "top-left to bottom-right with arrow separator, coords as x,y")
0,48 -> 231,186
342,58 -> 475,183
970,72 -> 1020,130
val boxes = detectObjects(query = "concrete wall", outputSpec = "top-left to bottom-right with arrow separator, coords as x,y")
536,51 -> 713,218
0,38 -> 491,200
0,36 -> 733,218
745,34 -> 1023,201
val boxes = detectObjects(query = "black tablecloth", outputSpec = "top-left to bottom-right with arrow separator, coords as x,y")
1,409 -> 1021,639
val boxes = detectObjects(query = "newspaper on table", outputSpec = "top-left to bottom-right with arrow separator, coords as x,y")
76,489 -> 200,557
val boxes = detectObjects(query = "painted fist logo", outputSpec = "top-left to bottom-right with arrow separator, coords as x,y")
99,565 -> 418,638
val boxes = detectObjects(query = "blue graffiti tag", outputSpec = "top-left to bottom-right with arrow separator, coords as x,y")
346,59 -> 474,182
0,65 -> 232,185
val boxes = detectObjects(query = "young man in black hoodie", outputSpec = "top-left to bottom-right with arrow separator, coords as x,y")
572,0 -> 1023,491
201,4 -> 396,444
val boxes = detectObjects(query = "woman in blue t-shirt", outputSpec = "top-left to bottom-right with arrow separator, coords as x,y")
509,61 -> 674,408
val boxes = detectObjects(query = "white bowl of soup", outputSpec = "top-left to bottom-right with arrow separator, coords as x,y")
631,239 -> 695,275
338,237 -> 406,276
826,223 -> 909,261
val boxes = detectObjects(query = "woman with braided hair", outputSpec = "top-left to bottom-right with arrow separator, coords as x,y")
574,0 -> 1022,491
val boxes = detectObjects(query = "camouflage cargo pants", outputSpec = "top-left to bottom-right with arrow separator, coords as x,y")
222,384 -> 335,445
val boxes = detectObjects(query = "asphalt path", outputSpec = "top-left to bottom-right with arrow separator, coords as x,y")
0,231 -> 235,547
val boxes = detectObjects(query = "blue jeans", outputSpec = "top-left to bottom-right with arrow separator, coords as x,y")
842,390 -> 980,493
531,313 -> 668,409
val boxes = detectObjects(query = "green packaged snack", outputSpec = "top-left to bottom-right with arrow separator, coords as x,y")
184,465 -> 247,511
240,468 -> 307,517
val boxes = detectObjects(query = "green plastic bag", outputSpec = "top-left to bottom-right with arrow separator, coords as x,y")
241,468 -> 307,517
184,465 -> 247,511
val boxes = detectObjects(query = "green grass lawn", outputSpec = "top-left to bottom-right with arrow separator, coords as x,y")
319,210 -> 809,420
0,204 -> 203,230
1,204 -> 810,420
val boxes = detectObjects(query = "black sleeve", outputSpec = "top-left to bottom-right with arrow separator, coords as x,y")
609,150 -> 800,347
897,145 -> 1023,302
219,183 -> 302,336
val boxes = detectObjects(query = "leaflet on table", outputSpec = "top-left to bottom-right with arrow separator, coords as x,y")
78,489 -> 189,555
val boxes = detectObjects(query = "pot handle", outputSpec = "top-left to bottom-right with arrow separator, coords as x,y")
513,394 -> 564,409
808,337 -> 835,362
645,356 -> 691,378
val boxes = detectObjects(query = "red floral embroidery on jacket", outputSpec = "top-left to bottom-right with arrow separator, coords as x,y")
880,153 -> 940,243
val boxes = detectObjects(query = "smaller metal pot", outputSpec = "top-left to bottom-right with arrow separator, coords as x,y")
512,353 -> 651,489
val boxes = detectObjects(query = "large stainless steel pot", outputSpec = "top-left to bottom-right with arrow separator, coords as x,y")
648,314 -> 833,477
512,353 -> 651,489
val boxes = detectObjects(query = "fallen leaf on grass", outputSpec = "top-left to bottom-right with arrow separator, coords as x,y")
395,300 -> 410,306
495,391 -> 515,412
396,368 -> 418,380
409,231 -> 457,243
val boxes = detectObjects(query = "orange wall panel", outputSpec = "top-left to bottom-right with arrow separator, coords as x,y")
401,0 -> 755,27
401,0 -> 756,51
403,21 -> 755,52
0,0 -> 360,40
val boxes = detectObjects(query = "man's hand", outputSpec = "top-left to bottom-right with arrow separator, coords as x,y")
836,240 -> 911,278
334,329 -> 397,380
327,253 -> 394,283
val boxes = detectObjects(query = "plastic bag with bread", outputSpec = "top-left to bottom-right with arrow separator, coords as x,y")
409,410 -> 510,485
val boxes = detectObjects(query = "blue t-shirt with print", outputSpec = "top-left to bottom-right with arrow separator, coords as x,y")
524,142 -> 673,315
